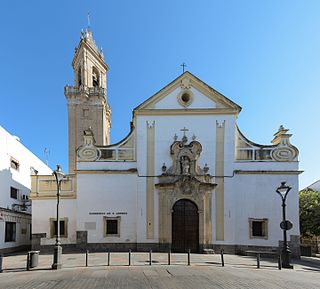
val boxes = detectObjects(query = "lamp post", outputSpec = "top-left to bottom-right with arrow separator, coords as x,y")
276,181 -> 293,269
52,165 -> 65,270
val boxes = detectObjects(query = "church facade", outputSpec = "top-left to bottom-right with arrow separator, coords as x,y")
31,29 -> 301,255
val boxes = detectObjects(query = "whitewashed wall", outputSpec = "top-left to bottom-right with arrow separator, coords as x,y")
77,174 -> 138,243
71,80 -> 300,250
0,125 -> 51,251
32,199 -> 77,245
0,125 -> 52,210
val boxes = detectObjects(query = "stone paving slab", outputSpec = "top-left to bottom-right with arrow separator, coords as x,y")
0,252 -> 319,289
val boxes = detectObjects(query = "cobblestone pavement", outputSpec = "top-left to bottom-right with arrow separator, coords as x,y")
0,252 -> 319,289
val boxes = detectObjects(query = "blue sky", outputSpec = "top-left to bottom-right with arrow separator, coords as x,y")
0,0 -> 319,189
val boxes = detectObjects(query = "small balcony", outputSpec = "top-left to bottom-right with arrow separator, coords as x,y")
64,85 -> 106,98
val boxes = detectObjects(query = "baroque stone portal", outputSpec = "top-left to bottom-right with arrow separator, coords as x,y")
156,133 -> 216,252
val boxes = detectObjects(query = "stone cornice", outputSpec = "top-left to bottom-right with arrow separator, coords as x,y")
134,108 -> 239,116
76,169 -> 138,174
234,170 -> 303,175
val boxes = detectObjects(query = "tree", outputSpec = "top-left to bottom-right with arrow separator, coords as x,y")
299,190 -> 320,237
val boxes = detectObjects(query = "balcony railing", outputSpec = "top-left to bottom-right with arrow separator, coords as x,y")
64,85 -> 106,97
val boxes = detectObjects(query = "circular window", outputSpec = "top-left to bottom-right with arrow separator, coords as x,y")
181,93 -> 190,103
178,90 -> 193,107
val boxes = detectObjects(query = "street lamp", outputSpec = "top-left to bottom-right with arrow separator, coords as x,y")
52,165 -> 65,270
276,181 -> 293,269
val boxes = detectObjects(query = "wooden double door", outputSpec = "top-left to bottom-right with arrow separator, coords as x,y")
171,199 -> 199,253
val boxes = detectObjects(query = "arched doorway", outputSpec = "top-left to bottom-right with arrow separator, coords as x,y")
172,199 -> 199,252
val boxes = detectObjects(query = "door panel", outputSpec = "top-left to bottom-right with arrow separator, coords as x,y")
172,199 -> 199,252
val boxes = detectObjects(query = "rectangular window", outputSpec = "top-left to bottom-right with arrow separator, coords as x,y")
10,187 -> 18,199
252,221 -> 263,236
50,218 -> 68,238
10,158 -> 20,170
5,222 -> 16,242
249,218 -> 268,239
82,108 -> 89,117
104,217 -> 120,237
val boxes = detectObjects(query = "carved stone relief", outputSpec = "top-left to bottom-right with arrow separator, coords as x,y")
271,126 -> 299,162
77,127 -> 100,161
156,132 -> 217,251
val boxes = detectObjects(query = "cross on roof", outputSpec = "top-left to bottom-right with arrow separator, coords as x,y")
180,127 -> 189,137
181,62 -> 187,73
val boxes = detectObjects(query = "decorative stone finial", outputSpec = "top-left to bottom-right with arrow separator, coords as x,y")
99,47 -> 104,58
270,125 -> 299,162
173,134 -> 178,141
271,125 -> 291,145
181,135 -> 188,144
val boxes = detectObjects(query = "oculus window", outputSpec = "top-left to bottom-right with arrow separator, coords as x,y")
177,90 -> 193,107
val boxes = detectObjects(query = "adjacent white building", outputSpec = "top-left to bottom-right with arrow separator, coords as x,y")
0,126 -> 52,253
31,29 -> 301,256
303,180 -> 320,192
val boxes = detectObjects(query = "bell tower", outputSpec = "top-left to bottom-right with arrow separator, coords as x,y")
65,28 -> 111,173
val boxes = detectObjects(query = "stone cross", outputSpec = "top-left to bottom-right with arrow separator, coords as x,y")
181,62 -> 187,73
180,127 -> 189,137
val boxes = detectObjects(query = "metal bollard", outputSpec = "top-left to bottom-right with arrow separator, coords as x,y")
26,252 -> 30,271
85,250 -> 89,267
278,254 -> 282,270
257,253 -> 260,269
149,250 -> 152,266
168,250 -> 171,265
220,249 -> 224,267
107,251 -> 110,266
129,249 -> 131,266
187,249 -> 191,266
0,254 -> 3,273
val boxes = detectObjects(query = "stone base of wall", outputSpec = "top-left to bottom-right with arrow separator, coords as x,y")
31,243 -> 300,258
32,233 -> 47,251
0,245 -> 31,255
31,231 -> 301,258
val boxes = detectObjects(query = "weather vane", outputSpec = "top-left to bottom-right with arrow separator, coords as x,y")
87,12 -> 91,29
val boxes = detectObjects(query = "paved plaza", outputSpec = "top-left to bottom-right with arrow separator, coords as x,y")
0,252 -> 319,289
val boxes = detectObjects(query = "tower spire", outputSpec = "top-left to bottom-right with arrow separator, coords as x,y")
87,12 -> 91,31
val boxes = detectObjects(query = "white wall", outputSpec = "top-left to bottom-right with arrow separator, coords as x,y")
227,173 -> 300,246
0,125 -> 52,210
135,113 -> 237,243
77,174 -> 138,243
59,81 -> 300,250
32,199 -> 77,245
0,125 -> 51,251
0,211 -> 31,250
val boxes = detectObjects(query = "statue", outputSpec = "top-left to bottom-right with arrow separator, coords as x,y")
181,156 -> 190,174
